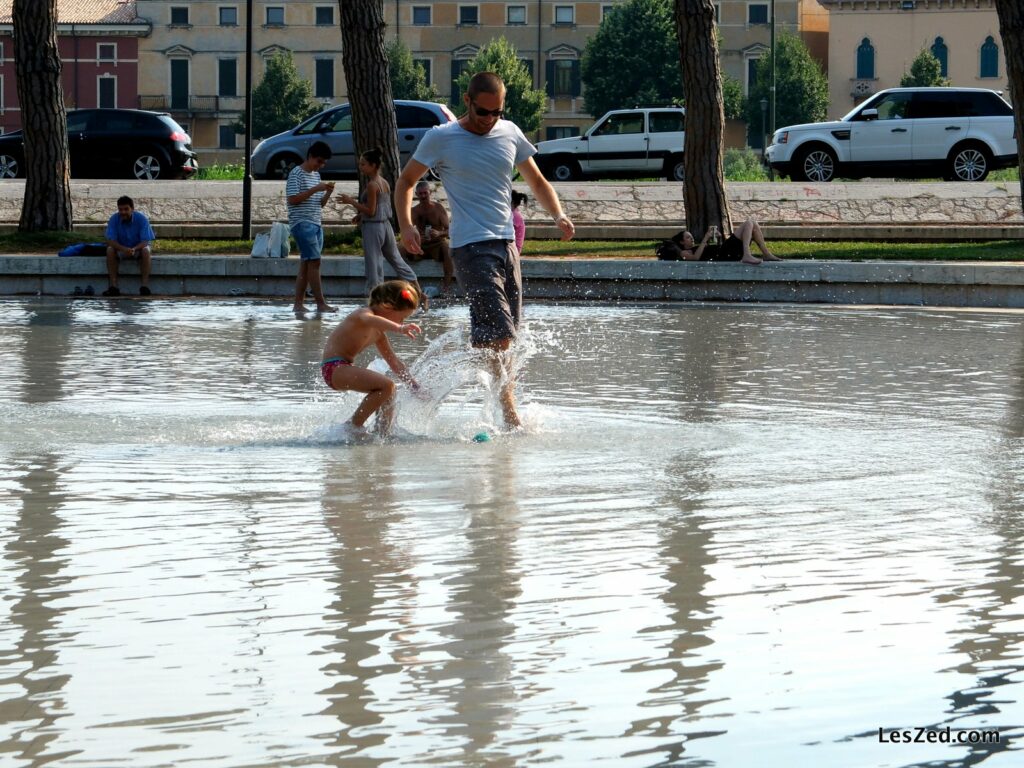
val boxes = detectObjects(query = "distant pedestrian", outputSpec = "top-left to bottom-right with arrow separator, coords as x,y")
103,195 -> 155,296
511,191 -> 527,254
286,140 -> 337,313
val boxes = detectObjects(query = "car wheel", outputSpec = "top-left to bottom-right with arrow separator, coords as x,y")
665,154 -> 685,182
0,153 -> 22,179
793,145 -> 837,182
269,153 -> 302,180
549,158 -> 581,182
949,144 -> 991,182
132,153 -> 166,180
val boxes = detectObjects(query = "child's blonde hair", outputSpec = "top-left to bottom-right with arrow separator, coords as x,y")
369,280 -> 418,310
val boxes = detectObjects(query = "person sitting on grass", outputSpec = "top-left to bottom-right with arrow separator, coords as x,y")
673,217 -> 782,265
104,195 -> 155,296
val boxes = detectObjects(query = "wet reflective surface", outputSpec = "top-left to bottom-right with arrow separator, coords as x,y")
2,298 -> 1024,767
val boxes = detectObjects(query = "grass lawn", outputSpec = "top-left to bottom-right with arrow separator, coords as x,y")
2,231 -> 1023,261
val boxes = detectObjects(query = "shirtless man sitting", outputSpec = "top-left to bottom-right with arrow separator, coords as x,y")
399,180 -> 455,294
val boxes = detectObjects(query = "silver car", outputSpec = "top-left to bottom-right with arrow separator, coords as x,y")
251,99 -> 456,180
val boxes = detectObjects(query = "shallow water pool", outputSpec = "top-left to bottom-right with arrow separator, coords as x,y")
2,298 -> 1023,767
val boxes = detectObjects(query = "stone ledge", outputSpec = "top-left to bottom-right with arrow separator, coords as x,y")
3,254 -> 1024,308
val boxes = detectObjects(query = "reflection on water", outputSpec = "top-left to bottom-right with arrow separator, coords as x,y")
2,298 -> 1024,766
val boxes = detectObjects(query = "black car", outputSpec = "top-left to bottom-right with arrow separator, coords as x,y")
0,108 -> 198,180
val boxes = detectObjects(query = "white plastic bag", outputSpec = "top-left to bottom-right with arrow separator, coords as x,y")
269,221 -> 291,258
250,232 -> 271,258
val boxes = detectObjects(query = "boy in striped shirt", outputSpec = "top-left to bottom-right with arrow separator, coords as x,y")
286,141 -> 336,313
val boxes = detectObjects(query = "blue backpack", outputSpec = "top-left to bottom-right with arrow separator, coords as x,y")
58,242 -> 108,257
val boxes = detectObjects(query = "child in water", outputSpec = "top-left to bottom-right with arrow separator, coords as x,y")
321,280 -> 422,436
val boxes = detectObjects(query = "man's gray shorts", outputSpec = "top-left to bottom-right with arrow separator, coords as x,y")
450,239 -> 521,346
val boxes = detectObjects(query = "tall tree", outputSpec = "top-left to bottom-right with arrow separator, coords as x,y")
994,1 -> 1024,204
900,49 -> 950,88
581,0 -> 681,118
13,0 -> 72,231
236,51 -> 321,139
339,0 -> 400,193
745,33 -> 828,134
673,0 -> 729,237
387,39 -> 439,101
455,37 -> 547,134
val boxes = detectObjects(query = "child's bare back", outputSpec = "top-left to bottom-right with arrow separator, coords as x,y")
322,306 -> 387,364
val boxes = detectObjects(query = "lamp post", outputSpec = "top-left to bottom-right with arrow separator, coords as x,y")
760,97 -> 774,181
241,0 -> 254,239
769,0 -> 776,140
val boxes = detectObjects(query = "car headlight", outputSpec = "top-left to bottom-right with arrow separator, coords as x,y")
776,131 -> 789,145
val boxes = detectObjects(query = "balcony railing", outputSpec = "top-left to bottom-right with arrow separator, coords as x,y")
137,95 -> 244,115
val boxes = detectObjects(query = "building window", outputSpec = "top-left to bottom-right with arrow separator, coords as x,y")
170,58 -> 189,110
265,6 -> 284,26
546,59 -> 580,97
856,38 -> 875,79
714,4 -> 721,23
980,36 -> 999,78
413,58 -> 432,85
219,6 -> 237,26
218,59 -> 238,98
98,76 -> 116,108
748,3 -> 768,24
170,6 -> 189,25
315,59 -> 334,99
508,5 -> 527,24
451,59 -> 472,99
546,126 -> 580,140
554,5 -> 574,25
459,6 -> 479,25
602,5 -> 614,21
316,6 -> 334,25
412,6 -> 431,25
219,124 -> 237,149
519,57 -> 534,85
931,37 -> 948,78
746,56 -> 762,95
97,43 -> 116,62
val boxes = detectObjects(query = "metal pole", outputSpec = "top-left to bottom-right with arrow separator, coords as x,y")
242,0 -> 254,239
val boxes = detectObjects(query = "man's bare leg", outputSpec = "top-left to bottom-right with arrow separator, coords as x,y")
484,338 -> 521,429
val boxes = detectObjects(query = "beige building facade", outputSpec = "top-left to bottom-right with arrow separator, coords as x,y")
134,0 -> 829,159
818,0 -> 1009,120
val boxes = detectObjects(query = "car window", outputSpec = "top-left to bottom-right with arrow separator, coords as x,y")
871,92 -> 912,120
396,105 -> 441,128
67,112 -> 90,132
961,91 -> 1013,117
592,114 -> 645,136
296,107 -> 350,135
649,112 -> 684,133
911,93 -> 962,119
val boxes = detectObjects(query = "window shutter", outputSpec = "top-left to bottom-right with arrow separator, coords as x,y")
545,60 -> 555,97
571,61 -> 581,97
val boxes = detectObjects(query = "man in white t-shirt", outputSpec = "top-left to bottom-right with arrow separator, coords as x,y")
396,72 -> 574,429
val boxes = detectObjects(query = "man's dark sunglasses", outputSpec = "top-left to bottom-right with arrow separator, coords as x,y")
471,101 -> 505,118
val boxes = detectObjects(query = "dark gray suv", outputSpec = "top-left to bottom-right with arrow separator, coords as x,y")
251,100 -> 456,180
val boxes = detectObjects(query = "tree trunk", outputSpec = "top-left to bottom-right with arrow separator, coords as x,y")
673,0 -> 730,238
338,0 -> 400,201
994,0 -> 1024,206
13,0 -> 72,232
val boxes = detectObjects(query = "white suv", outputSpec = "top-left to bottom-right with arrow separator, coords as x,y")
535,107 -> 686,181
765,87 -> 1017,182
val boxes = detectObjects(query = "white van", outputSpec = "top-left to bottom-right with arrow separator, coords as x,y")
535,107 -> 686,181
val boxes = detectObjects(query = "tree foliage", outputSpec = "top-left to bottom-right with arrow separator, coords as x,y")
721,74 -> 744,121
455,37 -> 547,134
900,49 -> 950,87
242,52 -> 322,139
745,32 -> 828,132
582,0 -> 682,118
387,39 -> 439,101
